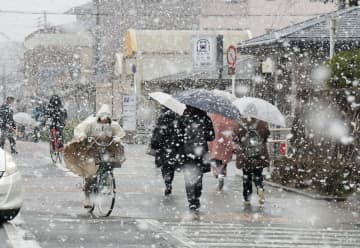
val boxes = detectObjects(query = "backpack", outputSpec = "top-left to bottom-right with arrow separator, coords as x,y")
243,128 -> 264,159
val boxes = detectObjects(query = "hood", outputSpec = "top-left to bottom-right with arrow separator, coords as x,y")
96,104 -> 112,120
0,149 -> 5,171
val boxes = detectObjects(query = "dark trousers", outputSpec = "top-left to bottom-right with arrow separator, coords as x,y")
242,167 -> 264,201
0,129 -> 16,152
161,165 -> 175,188
213,159 -> 227,177
183,163 -> 203,206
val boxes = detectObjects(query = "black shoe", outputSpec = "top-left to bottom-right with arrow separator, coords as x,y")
11,150 -> 18,154
189,201 -> 200,211
164,186 -> 172,196
217,176 -> 224,191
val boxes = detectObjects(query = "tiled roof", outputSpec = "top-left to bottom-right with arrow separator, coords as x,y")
238,7 -> 360,48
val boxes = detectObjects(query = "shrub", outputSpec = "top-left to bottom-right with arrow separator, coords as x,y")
272,157 -> 360,197
327,49 -> 360,88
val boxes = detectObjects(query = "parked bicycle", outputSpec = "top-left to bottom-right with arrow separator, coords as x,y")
86,137 -> 118,217
49,127 -> 62,163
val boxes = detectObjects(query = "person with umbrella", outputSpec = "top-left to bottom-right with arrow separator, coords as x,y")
150,106 -> 183,196
208,113 -> 237,191
180,105 -> 215,211
175,89 -> 240,211
232,97 -> 285,206
0,96 -> 17,154
233,117 -> 270,206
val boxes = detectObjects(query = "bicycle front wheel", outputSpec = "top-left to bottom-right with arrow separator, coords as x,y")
49,142 -> 58,163
90,170 -> 116,217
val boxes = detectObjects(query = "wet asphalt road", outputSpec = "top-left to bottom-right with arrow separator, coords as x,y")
1,141 -> 360,248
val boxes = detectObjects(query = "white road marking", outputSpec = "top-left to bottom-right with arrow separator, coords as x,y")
136,219 -> 200,248
3,216 -> 42,248
161,221 -> 360,248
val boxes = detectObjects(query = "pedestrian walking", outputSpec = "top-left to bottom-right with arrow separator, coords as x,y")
180,106 -> 215,211
0,96 -> 17,154
150,107 -> 183,196
208,113 -> 237,191
233,117 -> 270,206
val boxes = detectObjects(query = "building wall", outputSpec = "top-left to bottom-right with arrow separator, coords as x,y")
24,33 -> 94,118
200,0 -> 337,36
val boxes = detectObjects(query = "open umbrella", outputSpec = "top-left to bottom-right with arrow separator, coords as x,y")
175,89 -> 240,120
233,97 -> 286,127
212,89 -> 237,102
149,92 -> 186,115
13,112 -> 38,127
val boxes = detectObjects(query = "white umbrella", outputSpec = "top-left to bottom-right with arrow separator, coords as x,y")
149,92 -> 186,115
13,112 -> 38,127
212,89 -> 238,102
233,97 -> 286,127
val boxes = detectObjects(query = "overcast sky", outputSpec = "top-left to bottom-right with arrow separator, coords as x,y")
0,0 -> 90,41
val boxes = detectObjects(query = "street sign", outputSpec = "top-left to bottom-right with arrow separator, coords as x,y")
191,35 -> 217,72
226,45 -> 237,67
226,45 -> 237,75
122,95 -> 136,131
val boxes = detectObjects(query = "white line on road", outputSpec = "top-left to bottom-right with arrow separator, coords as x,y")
136,219 -> 200,248
3,216 -> 42,248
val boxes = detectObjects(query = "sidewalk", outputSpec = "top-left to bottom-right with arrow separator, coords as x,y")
121,144 -> 360,228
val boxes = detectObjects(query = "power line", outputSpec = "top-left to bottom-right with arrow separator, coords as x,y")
0,9 -> 111,16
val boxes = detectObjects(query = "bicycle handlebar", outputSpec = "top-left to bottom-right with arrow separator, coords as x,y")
87,137 -> 114,147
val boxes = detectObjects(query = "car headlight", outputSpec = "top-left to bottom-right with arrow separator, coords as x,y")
3,153 -> 18,177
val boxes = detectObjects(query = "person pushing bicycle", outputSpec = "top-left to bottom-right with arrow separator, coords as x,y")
73,104 -> 125,208
45,95 -> 67,150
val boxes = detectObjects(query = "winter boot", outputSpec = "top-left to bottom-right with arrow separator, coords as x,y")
189,199 -> 200,211
164,185 -> 172,196
83,194 -> 92,208
217,175 -> 225,191
257,188 -> 265,205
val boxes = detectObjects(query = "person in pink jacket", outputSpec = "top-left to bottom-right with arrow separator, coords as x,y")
208,113 -> 238,191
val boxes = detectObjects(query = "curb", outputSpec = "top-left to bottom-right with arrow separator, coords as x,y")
264,181 -> 347,201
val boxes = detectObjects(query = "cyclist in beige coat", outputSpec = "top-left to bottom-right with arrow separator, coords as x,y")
74,104 -> 125,208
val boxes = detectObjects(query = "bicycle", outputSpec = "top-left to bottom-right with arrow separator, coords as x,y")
49,127 -> 62,163
87,137 -> 118,217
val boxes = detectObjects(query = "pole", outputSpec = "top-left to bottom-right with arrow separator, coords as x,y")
43,11 -> 47,29
330,18 -> 337,59
231,74 -> 236,95
2,65 -> 6,102
217,68 -> 223,90
93,0 -> 100,113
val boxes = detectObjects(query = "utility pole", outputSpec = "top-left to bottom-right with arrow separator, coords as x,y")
93,0 -> 101,113
330,18 -> 337,59
43,11 -> 47,29
2,65 -> 6,102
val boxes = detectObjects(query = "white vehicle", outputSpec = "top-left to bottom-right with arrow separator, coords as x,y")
0,149 -> 22,222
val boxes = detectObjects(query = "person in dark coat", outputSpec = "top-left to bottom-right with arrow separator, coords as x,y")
150,107 -> 183,196
0,96 -> 17,153
233,117 -> 270,206
180,106 -> 215,211
45,95 -> 67,148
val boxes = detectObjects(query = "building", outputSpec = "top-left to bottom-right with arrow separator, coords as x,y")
23,24 -> 94,118
94,29 -> 250,130
200,0 -> 336,36
236,6 -> 360,125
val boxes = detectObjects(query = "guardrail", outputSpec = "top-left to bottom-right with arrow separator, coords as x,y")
267,128 -> 291,159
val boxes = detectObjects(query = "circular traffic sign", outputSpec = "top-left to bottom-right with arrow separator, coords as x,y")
226,45 -> 237,67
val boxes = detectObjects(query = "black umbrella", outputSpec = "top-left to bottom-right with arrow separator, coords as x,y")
175,89 -> 241,120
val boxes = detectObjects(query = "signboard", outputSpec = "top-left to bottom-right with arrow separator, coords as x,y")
191,35 -> 217,72
226,45 -> 237,75
122,95 -> 136,131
